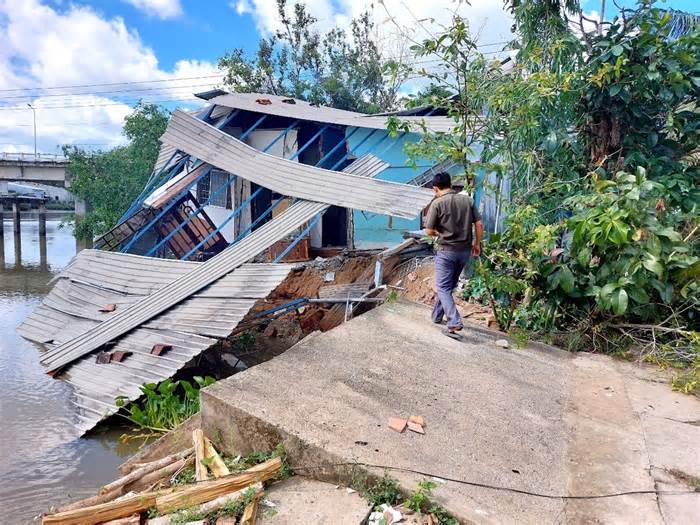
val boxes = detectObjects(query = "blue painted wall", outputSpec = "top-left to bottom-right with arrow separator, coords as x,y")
346,127 -> 429,249
346,128 -> 499,248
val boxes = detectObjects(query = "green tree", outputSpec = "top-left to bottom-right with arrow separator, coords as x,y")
409,1 -> 699,384
217,0 -> 408,113
65,103 -> 169,239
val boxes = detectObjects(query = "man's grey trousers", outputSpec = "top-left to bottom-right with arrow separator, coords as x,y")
432,249 -> 471,330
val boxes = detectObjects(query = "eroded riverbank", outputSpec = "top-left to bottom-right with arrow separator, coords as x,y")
0,219 -> 135,524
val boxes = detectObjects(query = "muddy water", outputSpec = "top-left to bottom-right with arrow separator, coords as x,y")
0,218 -> 136,524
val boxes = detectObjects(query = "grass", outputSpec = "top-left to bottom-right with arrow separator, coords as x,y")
361,475 -> 457,525
168,485 -> 259,524
668,469 -> 700,491
171,442 -> 291,486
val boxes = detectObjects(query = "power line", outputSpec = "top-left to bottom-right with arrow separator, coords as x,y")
0,75 -> 223,94
0,96 -> 204,111
0,83 -> 222,102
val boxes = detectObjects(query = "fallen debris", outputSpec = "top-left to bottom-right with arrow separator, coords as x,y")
495,339 -> 510,348
407,421 -> 425,435
239,492 -> 260,524
42,429 -> 282,525
99,447 -> 193,495
193,428 -> 208,482
408,415 -> 425,427
100,303 -> 117,313
369,504 -> 403,525
204,437 -> 231,478
388,417 -> 408,433
150,343 -> 172,356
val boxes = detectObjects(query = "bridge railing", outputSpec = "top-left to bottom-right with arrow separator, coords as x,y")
0,152 -> 68,163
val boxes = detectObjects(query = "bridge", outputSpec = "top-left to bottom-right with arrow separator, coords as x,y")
0,152 -> 69,186
0,153 -> 91,267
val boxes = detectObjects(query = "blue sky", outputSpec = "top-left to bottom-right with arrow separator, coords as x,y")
77,1 -> 262,71
0,0 -> 697,154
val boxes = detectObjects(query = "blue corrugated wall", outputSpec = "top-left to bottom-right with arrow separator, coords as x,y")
346,128 -> 426,248
346,128 -> 502,248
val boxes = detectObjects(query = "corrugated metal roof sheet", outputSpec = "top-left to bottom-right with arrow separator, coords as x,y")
18,252 -> 292,434
202,92 -> 456,134
39,200 -> 328,373
153,143 -> 182,173
407,159 -> 459,186
160,110 -> 433,219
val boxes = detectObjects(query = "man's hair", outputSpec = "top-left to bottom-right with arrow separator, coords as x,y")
432,172 -> 452,190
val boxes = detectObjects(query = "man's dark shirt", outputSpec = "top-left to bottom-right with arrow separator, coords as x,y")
425,190 -> 481,251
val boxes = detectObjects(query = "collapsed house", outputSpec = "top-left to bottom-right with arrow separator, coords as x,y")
18,91 -> 493,434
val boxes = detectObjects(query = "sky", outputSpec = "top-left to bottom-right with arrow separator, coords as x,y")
0,0 -> 696,155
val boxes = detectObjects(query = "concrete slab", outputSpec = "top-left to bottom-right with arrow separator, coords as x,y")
257,477 -> 371,524
201,301 -> 700,524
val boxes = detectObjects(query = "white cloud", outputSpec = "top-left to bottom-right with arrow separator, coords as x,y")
122,0 -> 183,20
0,0 -> 222,154
232,0 -> 514,47
229,0 -> 514,98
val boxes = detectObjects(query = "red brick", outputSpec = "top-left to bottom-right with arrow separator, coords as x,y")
388,417 -> 407,433
407,421 -> 425,435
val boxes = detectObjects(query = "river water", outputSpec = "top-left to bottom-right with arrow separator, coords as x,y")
0,217 -> 135,524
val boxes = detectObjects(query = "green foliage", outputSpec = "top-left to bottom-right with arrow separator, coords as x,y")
64,103 -> 169,239
231,330 -> 256,352
116,376 -> 215,433
412,1 -> 699,376
363,475 -> 402,508
218,0 -> 406,113
404,480 -> 437,512
168,485 -> 260,524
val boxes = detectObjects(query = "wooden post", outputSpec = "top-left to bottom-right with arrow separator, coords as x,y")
0,201 -> 5,268
39,201 -> 47,237
39,201 -> 47,268
12,200 -> 20,235
13,200 -> 21,267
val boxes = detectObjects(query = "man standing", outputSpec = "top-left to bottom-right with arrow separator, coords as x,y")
424,172 -> 483,338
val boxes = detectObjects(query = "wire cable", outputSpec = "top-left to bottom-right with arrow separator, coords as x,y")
0,75 -> 223,94
0,83 -> 222,102
289,462 -> 698,500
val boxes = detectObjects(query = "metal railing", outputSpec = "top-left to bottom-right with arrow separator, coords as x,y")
0,152 -> 68,163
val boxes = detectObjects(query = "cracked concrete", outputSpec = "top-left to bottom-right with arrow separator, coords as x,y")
200,301 -> 700,524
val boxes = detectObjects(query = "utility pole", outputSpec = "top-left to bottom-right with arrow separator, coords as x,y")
27,103 -> 37,157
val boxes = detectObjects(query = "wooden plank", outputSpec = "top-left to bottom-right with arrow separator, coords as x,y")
155,457 -> 281,514
149,164 -> 208,209
42,491 -> 158,525
193,429 -> 208,482
203,438 -> 230,478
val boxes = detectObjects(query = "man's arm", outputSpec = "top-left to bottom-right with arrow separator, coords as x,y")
472,220 -> 483,257
424,201 -> 440,238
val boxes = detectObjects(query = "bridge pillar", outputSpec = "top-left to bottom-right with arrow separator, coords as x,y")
0,202 -> 4,268
12,200 -> 20,235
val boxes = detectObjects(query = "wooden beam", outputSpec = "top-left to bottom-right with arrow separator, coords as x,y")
155,457 -> 281,514
42,491 -> 158,525
100,448 -> 193,495
204,437 -> 230,478
193,429 -> 208,482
